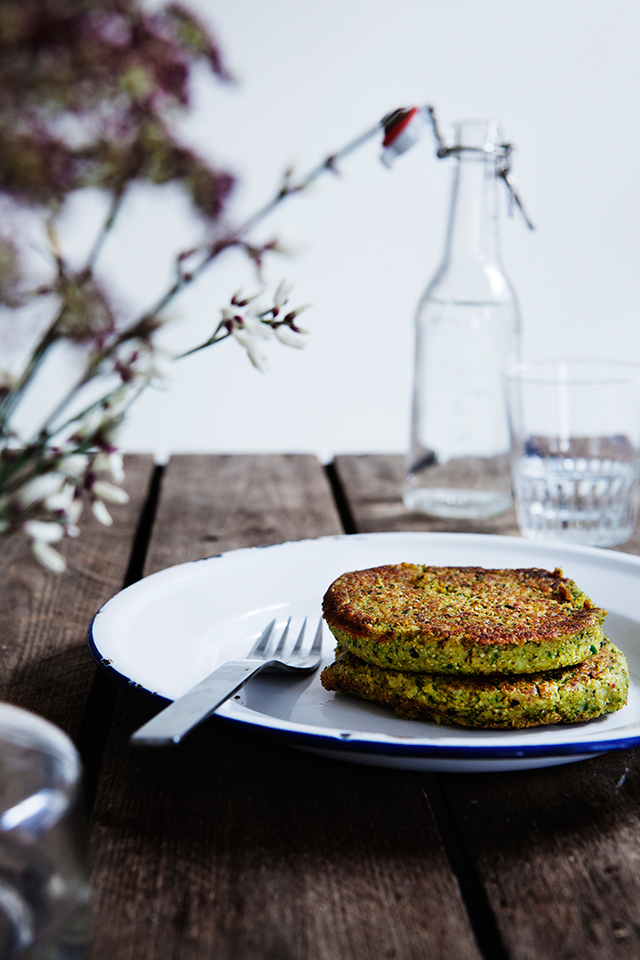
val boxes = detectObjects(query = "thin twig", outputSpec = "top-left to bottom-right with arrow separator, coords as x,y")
0,309 -> 64,428
82,188 -> 127,277
43,379 -> 146,443
134,121 -> 384,329
176,327 -> 232,359
38,379 -> 88,437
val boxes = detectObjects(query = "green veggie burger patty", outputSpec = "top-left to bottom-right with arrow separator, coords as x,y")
322,564 -> 607,675
320,639 -> 629,729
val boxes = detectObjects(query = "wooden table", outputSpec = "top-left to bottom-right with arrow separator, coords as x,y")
2,453 -> 640,960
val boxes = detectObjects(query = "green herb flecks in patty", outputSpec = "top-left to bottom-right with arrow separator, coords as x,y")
321,639 -> 628,729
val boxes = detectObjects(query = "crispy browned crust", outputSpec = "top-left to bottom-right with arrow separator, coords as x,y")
322,564 -> 604,648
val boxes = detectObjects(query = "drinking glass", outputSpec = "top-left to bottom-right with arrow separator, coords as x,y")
0,703 -> 91,960
504,360 -> 640,547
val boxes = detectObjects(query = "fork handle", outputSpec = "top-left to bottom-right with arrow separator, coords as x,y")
130,659 -> 273,746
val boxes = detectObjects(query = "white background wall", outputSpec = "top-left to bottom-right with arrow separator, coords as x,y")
12,0 -> 640,463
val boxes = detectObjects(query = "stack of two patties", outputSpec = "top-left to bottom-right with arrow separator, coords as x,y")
321,564 -> 629,729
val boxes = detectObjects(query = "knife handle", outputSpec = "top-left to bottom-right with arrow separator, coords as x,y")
130,658 -> 271,746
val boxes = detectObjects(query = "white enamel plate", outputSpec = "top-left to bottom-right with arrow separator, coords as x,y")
88,532 -> 640,773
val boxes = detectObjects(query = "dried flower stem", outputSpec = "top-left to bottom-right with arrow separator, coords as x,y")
177,327 -> 231,359
83,188 -> 127,278
0,311 -> 65,428
136,120 -> 384,333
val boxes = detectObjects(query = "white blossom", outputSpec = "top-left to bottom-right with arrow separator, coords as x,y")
243,300 -> 271,322
32,540 -> 66,573
24,520 -> 64,543
61,493 -> 83,537
243,316 -> 272,339
18,473 -> 65,506
66,498 -> 84,525
232,317 -> 273,372
274,326 -> 306,349
25,520 -> 68,568
44,485 -> 82,537
273,279 -> 293,309
93,451 -> 125,484
236,338 -> 269,371
60,454 -> 89,478
45,482 -> 76,512
93,481 -> 129,504
92,500 -> 113,526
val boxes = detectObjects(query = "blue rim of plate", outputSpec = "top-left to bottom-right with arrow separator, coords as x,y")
86,532 -> 640,762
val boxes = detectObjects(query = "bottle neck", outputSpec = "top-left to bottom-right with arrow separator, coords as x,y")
443,153 -> 501,268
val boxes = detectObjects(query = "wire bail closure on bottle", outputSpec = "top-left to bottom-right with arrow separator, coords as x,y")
426,106 -> 534,231
381,105 -> 535,231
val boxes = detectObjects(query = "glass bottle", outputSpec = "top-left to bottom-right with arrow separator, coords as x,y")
403,119 -> 521,519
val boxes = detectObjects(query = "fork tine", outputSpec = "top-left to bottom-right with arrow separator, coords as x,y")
250,615 -> 321,663
249,619 -> 276,656
309,618 -> 323,657
273,616 -> 291,656
290,617 -> 307,656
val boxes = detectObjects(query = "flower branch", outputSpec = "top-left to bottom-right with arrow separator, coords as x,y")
0,0 -> 439,571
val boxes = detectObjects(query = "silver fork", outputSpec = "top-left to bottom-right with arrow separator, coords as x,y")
130,616 -> 323,747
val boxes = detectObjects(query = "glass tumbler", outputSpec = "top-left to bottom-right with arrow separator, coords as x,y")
0,703 -> 91,960
505,360 -> 640,547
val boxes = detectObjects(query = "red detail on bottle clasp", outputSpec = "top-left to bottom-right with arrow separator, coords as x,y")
382,107 -> 419,147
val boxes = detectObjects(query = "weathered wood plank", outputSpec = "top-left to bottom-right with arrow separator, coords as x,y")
144,453 -> 344,573
88,454 -> 482,960
440,751 -> 640,960
91,717 -> 484,960
334,452 -> 640,960
0,454 -> 155,740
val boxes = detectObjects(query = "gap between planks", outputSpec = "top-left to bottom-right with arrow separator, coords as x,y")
77,463 -> 165,814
